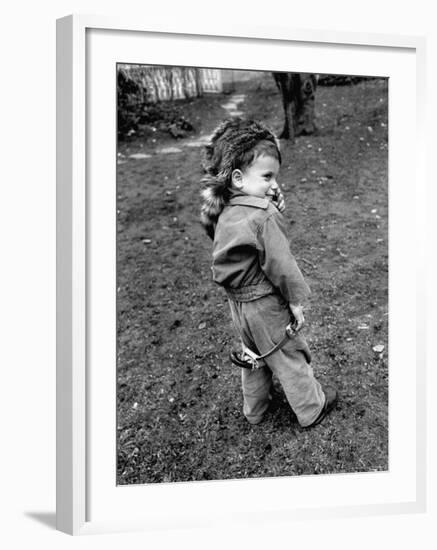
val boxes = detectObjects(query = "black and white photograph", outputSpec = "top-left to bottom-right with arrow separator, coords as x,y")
116,65 -> 388,485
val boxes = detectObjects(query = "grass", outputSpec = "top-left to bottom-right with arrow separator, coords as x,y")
116,73 -> 388,484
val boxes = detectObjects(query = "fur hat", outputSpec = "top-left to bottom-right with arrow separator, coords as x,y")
200,118 -> 280,239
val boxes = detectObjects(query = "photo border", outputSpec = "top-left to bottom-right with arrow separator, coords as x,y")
56,14 -> 427,535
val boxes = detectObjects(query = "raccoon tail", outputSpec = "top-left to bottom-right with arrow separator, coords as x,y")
199,174 -> 229,240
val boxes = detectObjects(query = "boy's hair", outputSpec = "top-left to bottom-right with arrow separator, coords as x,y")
200,118 -> 281,239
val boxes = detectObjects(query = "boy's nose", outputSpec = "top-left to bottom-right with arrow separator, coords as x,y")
266,181 -> 279,199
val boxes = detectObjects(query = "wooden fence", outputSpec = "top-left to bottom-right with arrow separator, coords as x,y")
117,65 -> 230,103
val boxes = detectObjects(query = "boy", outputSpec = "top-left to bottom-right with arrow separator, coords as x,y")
200,118 -> 337,427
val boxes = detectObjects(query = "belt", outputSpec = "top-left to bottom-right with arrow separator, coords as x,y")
229,321 -> 298,369
225,280 -> 274,302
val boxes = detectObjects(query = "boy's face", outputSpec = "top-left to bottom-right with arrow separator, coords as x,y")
233,154 -> 281,200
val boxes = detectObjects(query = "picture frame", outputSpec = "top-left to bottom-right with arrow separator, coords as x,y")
56,14 -> 427,535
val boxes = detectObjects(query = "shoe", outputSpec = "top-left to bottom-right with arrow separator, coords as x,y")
304,387 -> 338,428
246,415 -> 265,425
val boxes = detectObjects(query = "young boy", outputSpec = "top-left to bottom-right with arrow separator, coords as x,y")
200,118 -> 337,428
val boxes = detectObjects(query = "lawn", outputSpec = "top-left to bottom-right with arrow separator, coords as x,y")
116,72 -> 388,484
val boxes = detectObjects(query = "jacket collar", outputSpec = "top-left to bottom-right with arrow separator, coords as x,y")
228,193 -> 270,210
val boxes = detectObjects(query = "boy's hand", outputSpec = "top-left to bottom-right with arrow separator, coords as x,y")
275,189 -> 285,212
289,303 -> 305,331
270,183 -> 285,212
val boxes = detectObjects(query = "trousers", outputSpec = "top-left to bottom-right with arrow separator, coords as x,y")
228,293 -> 325,427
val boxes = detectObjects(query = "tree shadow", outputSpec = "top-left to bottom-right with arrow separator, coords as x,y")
24,511 -> 56,530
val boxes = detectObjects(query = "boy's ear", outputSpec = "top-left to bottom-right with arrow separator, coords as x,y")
231,169 -> 244,189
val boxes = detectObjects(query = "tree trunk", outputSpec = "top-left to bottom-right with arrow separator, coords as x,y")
273,72 -> 318,141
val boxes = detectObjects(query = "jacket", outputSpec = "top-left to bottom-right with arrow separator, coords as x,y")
212,194 -> 310,304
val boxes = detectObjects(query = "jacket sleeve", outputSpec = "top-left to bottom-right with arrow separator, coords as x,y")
256,211 -> 311,304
